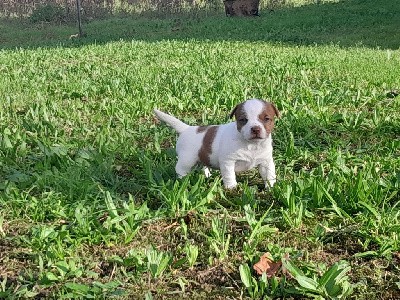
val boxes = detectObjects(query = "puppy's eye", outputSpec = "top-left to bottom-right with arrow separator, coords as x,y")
264,117 -> 271,122
238,118 -> 248,124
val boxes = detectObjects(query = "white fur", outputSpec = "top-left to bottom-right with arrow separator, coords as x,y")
154,99 -> 277,189
154,109 -> 189,133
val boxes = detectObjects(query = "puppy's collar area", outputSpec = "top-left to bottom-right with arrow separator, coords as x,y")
246,139 -> 271,151
247,135 -> 271,145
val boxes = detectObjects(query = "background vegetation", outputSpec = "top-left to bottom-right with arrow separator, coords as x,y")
0,0 -> 399,298
0,0 -> 326,19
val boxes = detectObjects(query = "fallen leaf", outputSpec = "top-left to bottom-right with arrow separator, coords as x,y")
253,252 -> 282,277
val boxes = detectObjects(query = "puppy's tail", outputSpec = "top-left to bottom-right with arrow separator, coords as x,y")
154,109 -> 190,134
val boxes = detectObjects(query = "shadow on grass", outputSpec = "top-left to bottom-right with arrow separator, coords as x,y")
0,0 -> 399,50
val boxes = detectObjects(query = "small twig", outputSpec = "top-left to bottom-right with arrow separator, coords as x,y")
163,221 -> 179,231
223,267 -> 241,290
109,263 -> 116,280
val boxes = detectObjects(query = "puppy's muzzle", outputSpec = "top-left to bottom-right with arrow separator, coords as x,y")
251,126 -> 263,139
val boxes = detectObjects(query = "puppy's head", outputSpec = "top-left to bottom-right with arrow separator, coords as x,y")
230,99 -> 279,141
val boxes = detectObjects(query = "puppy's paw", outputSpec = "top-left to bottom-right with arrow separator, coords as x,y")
203,167 -> 212,178
265,180 -> 276,190
224,181 -> 238,190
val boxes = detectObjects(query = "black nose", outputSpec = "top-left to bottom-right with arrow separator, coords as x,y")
251,126 -> 261,134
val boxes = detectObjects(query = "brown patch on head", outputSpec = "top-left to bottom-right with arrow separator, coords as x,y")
198,126 -> 218,166
229,103 -> 248,132
258,101 -> 279,134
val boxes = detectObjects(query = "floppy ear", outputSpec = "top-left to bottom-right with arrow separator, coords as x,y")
260,99 -> 280,118
229,105 -> 238,119
271,103 -> 280,118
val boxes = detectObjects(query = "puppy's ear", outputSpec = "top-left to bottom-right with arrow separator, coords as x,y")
260,99 -> 280,118
271,103 -> 280,118
229,105 -> 239,119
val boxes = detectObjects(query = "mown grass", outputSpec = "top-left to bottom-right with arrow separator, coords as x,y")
0,0 -> 400,299
1,0 -> 400,50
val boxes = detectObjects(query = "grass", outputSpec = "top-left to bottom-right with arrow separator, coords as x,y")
0,0 -> 400,298
1,0 -> 400,49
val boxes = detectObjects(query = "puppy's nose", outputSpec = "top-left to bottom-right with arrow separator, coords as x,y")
251,126 -> 261,134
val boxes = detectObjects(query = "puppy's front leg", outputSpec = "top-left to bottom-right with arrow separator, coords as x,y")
203,167 -> 212,178
259,159 -> 276,188
220,162 -> 237,189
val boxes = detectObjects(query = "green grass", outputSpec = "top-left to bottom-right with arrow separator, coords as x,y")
1,0 -> 400,49
0,0 -> 400,299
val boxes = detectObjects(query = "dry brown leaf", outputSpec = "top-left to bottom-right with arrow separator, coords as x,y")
253,252 -> 282,277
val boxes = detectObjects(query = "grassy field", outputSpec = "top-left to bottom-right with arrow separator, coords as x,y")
0,0 -> 400,299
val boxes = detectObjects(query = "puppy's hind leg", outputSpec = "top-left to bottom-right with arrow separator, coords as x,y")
175,156 -> 197,178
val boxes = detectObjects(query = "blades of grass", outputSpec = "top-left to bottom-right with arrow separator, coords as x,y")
246,204 -> 278,243
358,201 -> 381,221
104,191 -> 119,219
0,215 -> 4,238
319,183 -> 351,220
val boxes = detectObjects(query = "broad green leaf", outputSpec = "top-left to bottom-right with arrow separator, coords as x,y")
318,261 -> 351,296
64,282 -> 90,293
2,135 -> 12,148
239,264 -> 252,288
45,272 -> 59,281
282,259 -> 318,291
105,191 -> 119,218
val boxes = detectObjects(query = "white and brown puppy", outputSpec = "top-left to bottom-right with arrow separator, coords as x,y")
154,99 -> 279,189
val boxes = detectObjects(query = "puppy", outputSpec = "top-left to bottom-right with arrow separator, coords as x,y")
154,98 -> 279,189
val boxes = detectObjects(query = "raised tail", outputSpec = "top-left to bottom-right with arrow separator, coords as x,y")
154,109 -> 190,134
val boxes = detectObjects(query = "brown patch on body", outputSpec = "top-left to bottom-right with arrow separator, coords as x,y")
198,126 -> 218,166
258,101 -> 279,134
